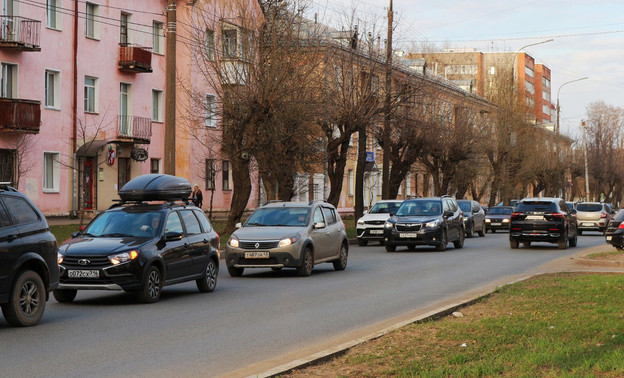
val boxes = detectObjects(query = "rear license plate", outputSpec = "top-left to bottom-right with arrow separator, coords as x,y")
68,270 -> 99,279
582,222 -> 594,227
606,236 -> 613,241
370,230 -> 383,234
245,251 -> 269,259
526,215 -> 543,220
399,233 -> 418,238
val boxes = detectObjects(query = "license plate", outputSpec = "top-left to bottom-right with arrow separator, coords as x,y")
68,270 -> 99,278
527,215 -> 543,220
400,233 -> 418,238
606,236 -> 612,241
582,222 -> 594,227
245,251 -> 269,259
492,223 -> 501,226
370,230 -> 383,234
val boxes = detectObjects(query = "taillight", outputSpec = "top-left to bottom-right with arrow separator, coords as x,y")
601,213 -> 607,218
548,213 -> 565,219
618,223 -> 624,229
511,212 -> 522,218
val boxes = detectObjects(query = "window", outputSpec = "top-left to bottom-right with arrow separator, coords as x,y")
525,80 -> 534,95
43,152 -> 60,192
165,211 -> 183,234
405,172 -> 411,196
0,198 -> 11,227
118,157 -> 130,189
152,21 -> 164,54
86,2 -> 99,39
222,160 -> 230,190
347,169 -> 353,196
180,210 -> 202,235
205,94 -> 216,127
205,29 -> 215,61
3,197 -> 39,225
1,63 -> 17,98
542,77 -> 550,89
222,28 -> 238,58
543,104 -> 551,116
119,82 -> 132,135
194,210 -> 212,232
525,66 -> 534,78
47,0 -> 62,30
152,89 -> 163,122
321,207 -> 337,225
0,149 -> 15,183
150,158 -> 160,174
84,76 -> 97,113
120,12 -> 130,44
205,159 -> 215,190
45,70 -> 60,109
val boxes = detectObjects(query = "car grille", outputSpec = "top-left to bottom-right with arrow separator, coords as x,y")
63,255 -> 111,268
396,223 -> 422,232
238,258 -> 279,265
365,220 -> 386,225
239,241 -> 279,250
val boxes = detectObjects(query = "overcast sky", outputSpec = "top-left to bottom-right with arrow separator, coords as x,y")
308,0 -> 624,139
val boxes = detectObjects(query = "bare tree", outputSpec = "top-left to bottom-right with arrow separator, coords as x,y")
6,133 -> 35,189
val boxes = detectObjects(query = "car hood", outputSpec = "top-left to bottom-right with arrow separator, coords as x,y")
59,236 -> 153,256
358,213 -> 392,222
233,226 -> 307,241
392,215 -> 441,223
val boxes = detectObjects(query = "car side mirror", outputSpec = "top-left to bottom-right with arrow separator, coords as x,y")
71,231 -> 80,238
389,212 -> 395,217
314,222 -> 325,229
164,231 -> 183,241
444,210 -> 454,217
235,222 -> 242,229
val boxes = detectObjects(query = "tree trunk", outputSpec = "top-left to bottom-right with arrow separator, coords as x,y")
354,126 -> 367,220
326,139 -> 350,207
225,155 -> 252,233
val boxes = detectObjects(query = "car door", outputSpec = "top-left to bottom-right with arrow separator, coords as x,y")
0,198 -> 23,300
321,206 -> 342,258
472,201 -> 484,232
179,210 -> 205,276
308,206 -> 332,260
161,211 -> 189,280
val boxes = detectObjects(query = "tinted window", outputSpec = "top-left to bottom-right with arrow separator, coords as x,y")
165,212 -> 184,234
322,207 -> 336,225
458,202 -> 471,212
180,210 -> 202,235
85,210 -> 162,238
576,203 -> 603,212
3,196 -> 40,225
245,207 -> 310,227
194,210 -> 212,232
516,201 -> 557,213
488,207 -> 513,215
397,200 -> 442,216
369,201 -> 401,214
0,201 -> 11,227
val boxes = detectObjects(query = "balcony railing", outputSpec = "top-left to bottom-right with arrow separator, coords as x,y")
0,98 -> 41,133
0,16 -> 41,51
118,44 -> 152,73
117,115 -> 152,143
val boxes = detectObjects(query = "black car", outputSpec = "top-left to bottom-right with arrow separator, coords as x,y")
54,174 -> 220,304
605,209 -> 624,250
383,196 -> 464,252
509,197 -> 577,249
485,206 -> 514,233
457,200 -> 486,238
0,184 -> 59,326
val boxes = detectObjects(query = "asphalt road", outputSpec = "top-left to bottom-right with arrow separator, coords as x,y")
0,232 -> 607,377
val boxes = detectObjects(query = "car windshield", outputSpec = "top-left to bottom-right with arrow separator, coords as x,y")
488,207 -> 512,215
396,200 -> 442,216
245,207 -> 310,227
614,209 -> 624,221
458,202 -> 472,212
516,201 -> 557,213
369,202 -> 401,214
576,203 -> 603,212
84,210 -> 163,238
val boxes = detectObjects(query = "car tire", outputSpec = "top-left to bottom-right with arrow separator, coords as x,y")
357,239 -> 368,246
510,239 -> 519,249
578,230 -> 583,235
478,222 -> 485,237
385,244 -> 396,252
491,229 -> 496,233
332,243 -> 348,271
53,289 -> 77,303
137,266 -> 162,303
558,236 -> 568,250
569,232 -> 578,247
466,223 -> 474,238
196,258 -> 218,293
227,266 -> 244,277
296,247 -> 313,277
522,242 -> 531,247
2,270 -> 46,327
436,230 -> 447,251
616,246 -> 624,251
453,229 -> 465,249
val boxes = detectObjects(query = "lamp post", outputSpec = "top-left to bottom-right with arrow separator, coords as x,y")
556,77 -> 588,135
511,39 -> 553,81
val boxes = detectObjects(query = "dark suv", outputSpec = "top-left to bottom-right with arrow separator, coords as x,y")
54,174 -> 220,304
509,197 -> 577,249
0,184 -> 58,326
383,196 -> 464,252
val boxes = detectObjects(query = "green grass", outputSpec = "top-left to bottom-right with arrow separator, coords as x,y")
289,273 -> 624,377
585,249 -> 624,259
50,224 -> 81,245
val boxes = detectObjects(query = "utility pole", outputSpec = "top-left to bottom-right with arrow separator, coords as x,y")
381,0 -> 393,199
164,0 -> 177,174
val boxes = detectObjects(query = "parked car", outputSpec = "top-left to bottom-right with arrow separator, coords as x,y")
457,200 -> 486,238
224,200 -> 348,277
356,200 -> 403,246
565,202 -> 577,212
605,209 -> 624,250
55,174 -> 220,304
575,202 -> 614,235
0,183 -> 59,326
383,196 -> 464,252
509,198 -> 577,249
484,206 -> 514,233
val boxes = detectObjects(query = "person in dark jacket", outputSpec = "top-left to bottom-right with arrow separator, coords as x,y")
191,185 -> 203,208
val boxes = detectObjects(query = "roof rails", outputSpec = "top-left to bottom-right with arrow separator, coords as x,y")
262,200 -> 284,206
108,198 -> 191,209
308,199 -> 328,205
0,182 -> 17,192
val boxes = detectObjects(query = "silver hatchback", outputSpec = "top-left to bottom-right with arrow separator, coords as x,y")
224,201 -> 348,277
576,202 -> 614,235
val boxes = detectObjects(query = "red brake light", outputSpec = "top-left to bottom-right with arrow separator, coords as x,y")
601,213 -> 607,218
618,223 -> 624,229
549,213 -> 564,218
511,212 -> 522,218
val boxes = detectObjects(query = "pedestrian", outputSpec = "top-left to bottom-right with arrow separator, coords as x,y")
191,185 -> 203,208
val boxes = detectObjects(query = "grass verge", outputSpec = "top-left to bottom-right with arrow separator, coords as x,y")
285,273 -> 624,377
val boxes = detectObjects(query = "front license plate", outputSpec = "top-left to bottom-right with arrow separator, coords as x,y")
68,270 -> 99,279
492,223 -> 501,226
370,230 -> 383,234
400,233 -> 418,238
245,251 -> 269,259
606,236 -> 613,241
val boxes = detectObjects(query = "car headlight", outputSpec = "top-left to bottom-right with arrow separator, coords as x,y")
384,221 -> 394,229
502,219 -> 510,223
357,219 -> 364,225
278,234 -> 301,248
108,250 -> 139,265
228,236 -> 239,248
425,220 -> 439,228
485,218 -> 491,223
57,252 -> 64,264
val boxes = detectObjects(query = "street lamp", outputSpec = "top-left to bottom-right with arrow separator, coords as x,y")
556,77 -> 588,135
511,39 -> 554,81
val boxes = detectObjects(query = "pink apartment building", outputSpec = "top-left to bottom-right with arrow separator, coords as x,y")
0,0 -> 260,217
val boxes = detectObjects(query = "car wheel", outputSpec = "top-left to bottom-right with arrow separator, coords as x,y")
196,258 -> 218,293
616,246 -> 624,251
385,244 -> 396,252
578,230 -> 582,235
357,239 -> 368,246
522,242 -> 531,247
227,266 -> 244,277
510,239 -> 519,249
53,289 -> 77,303
296,246 -> 313,277
2,270 -> 46,327
478,222 -> 485,237
558,236 -> 568,250
491,229 -> 496,233
436,230 -> 447,251
453,229 -> 465,249
569,232 -> 578,247
332,243 -> 348,271
137,266 -> 162,303
466,223 -> 474,238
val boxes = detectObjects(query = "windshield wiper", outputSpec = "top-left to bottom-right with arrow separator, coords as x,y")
245,222 -> 266,226
101,233 -> 133,237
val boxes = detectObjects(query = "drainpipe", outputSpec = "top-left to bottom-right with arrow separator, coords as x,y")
71,0 -> 79,217
164,0 -> 176,174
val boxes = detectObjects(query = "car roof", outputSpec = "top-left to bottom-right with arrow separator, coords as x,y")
520,197 -> 562,203
261,201 -> 333,209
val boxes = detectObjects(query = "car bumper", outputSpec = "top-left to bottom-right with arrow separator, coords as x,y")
384,228 -> 441,246
509,230 -> 563,243
224,245 -> 303,269
57,261 -> 143,291
577,220 -> 607,231
485,221 -> 509,230
605,231 -> 624,247
356,226 -> 385,241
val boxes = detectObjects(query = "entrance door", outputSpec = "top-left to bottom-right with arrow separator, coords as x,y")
83,158 -> 94,210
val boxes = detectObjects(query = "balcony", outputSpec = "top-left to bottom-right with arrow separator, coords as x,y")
117,115 -> 152,143
118,44 -> 152,73
0,16 -> 41,51
0,98 -> 41,133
